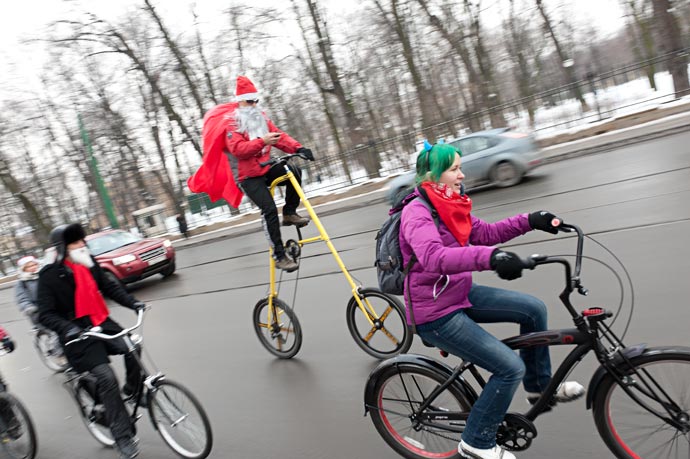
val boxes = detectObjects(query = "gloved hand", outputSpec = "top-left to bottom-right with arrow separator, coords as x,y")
1,336 -> 15,353
64,326 -> 83,342
296,147 -> 315,161
528,211 -> 561,235
133,301 -> 146,312
490,250 -> 525,280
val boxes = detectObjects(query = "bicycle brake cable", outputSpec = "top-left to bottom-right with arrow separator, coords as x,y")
584,234 -> 636,341
548,253 -> 628,338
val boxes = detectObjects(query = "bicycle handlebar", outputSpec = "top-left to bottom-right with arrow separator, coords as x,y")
65,308 -> 146,347
259,153 -> 310,168
521,220 -> 585,283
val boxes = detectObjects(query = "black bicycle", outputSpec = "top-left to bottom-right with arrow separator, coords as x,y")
0,343 -> 37,459
364,221 -> 690,458
64,309 -> 213,459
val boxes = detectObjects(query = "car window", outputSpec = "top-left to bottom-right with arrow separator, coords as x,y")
457,137 -> 492,156
87,231 -> 141,256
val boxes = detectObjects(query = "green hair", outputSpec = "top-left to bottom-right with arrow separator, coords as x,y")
415,143 -> 462,184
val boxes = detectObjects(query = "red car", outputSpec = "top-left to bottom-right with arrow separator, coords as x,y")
85,229 -> 176,286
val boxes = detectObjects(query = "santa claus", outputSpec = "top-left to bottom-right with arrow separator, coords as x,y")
188,76 -> 315,271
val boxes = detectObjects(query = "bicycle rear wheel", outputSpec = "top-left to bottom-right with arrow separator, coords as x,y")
346,289 -> 412,359
252,297 -> 302,359
34,329 -> 68,373
149,379 -> 213,459
74,380 -> 115,447
0,392 -> 37,459
592,350 -> 690,458
368,364 -> 471,459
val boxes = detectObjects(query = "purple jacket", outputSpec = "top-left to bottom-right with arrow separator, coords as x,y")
399,190 -> 532,325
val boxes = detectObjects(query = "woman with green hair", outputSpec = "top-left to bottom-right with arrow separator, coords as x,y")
397,142 -> 584,459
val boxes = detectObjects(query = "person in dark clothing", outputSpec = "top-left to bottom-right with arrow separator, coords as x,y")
0,326 -> 20,438
176,214 -> 189,239
37,223 -> 145,459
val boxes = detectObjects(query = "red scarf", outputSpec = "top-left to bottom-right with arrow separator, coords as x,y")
421,182 -> 473,246
65,260 -> 109,326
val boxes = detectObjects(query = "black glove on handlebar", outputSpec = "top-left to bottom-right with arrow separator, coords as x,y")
490,250 -> 525,280
1,337 -> 15,353
64,325 -> 83,341
528,210 -> 560,234
296,147 -> 314,161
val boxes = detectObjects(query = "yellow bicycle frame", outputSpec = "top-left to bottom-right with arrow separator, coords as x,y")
265,165 -> 386,340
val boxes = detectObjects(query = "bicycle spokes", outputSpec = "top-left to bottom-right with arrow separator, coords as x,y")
603,359 -> 690,457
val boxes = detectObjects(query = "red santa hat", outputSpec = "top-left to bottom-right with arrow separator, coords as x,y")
235,76 -> 259,101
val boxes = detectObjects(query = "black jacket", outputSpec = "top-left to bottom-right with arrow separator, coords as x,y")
37,258 -> 138,338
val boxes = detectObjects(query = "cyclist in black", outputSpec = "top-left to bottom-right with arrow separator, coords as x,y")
0,326 -> 19,438
37,223 -> 145,459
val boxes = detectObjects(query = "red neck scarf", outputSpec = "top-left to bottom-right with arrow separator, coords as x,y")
65,260 -> 109,326
421,182 -> 473,246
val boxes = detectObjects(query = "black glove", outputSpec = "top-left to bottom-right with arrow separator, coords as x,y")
1,337 -> 15,353
133,301 -> 146,312
490,250 -> 525,281
296,147 -> 314,161
64,326 -> 83,341
528,211 -> 561,235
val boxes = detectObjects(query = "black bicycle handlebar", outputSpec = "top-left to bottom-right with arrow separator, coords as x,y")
259,153 -> 310,168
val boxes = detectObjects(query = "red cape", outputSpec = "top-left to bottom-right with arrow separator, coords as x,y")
187,102 -> 244,208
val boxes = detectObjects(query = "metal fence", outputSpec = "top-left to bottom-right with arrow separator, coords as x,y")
300,49 -> 690,195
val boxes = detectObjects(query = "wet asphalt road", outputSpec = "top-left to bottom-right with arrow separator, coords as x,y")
1,129 -> 690,459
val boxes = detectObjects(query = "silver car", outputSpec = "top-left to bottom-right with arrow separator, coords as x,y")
386,128 -> 543,204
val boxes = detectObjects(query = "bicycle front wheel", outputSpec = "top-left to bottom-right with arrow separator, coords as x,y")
346,289 -> 412,359
252,297 -> 303,359
368,364 -> 471,459
34,329 -> 69,373
149,379 -> 213,459
0,392 -> 37,459
592,350 -> 690,458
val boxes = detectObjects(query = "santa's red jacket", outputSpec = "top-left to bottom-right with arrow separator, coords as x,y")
187,102 -> 302,208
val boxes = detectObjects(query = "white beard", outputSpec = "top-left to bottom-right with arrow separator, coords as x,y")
235,106 -> 269,140
68,247 -> 95,268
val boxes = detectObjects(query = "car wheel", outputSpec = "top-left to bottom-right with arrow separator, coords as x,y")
490,161 -> 521,187
161,260 -> 176,278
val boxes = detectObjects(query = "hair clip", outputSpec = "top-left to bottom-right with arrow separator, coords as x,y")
437,138 -> 445,144
423,139 -> 433,152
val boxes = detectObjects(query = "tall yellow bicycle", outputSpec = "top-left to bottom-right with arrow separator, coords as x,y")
251,153 -> 413,359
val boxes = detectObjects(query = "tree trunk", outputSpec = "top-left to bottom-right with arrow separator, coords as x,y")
535,0 -> 589,111
651,0 -> 690,98
143,0 -> 207,118
0,151 -> 52,242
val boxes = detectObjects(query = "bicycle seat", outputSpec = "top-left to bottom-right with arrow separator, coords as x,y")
421,339 -> 449,358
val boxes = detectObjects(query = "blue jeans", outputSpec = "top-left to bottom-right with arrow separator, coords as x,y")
416,284 -> 552,449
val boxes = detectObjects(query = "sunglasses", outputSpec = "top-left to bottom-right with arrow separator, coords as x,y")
245,99 -> 259,105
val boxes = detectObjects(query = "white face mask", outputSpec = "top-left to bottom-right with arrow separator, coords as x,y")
68,246 -> 94,268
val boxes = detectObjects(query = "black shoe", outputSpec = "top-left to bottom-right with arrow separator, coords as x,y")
275,255 -> 299,272
122,385 -> 147,409
116,436 -> 139,459
282,213 -> 310,228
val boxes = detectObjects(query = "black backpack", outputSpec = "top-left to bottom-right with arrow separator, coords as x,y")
374,192 -> 438,296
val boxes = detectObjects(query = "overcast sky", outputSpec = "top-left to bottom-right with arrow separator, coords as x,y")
1,0 -> 627,95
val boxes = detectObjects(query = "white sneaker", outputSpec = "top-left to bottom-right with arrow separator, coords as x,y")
459,440 -> 516,459
526,380 -> 586,405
